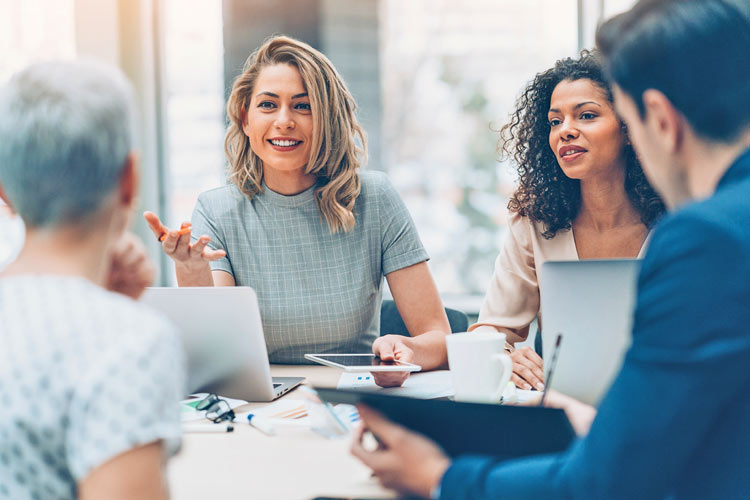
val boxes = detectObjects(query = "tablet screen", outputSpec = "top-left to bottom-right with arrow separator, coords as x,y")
319,354 -> 394,367
304,354 -> 421,372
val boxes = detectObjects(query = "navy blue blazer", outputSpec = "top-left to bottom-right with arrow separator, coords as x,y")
440,150 -> 750,500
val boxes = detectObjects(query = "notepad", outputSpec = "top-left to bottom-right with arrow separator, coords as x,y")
231,399 -> 311,427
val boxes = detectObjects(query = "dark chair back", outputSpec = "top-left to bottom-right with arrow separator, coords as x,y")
535,328 -> 543,358
380,299 -> 469,336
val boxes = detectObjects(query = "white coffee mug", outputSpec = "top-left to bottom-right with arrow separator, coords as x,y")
446,331 -> 513,403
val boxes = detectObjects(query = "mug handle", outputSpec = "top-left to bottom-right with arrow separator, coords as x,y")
491,352 -> 514,403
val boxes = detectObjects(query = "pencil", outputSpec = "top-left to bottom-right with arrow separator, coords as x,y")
539,333 -> 563,407
158,222 -> 192,242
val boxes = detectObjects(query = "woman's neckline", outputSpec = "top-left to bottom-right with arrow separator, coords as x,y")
260,180 -> 317,207
569,223 -> 650,260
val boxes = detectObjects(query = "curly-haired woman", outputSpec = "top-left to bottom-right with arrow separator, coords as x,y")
144,36 -> 450,388
469,51 -> 665,390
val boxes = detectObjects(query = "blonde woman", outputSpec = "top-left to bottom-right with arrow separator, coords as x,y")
145,36 -> 449,387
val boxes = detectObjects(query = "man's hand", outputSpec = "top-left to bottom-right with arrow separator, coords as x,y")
517,389 -> 597,436
371,335 -> 415,388
106,232 -> 155,300
510,346 -> 545,390
351,405 -> 450,499
543,389 -> 597,436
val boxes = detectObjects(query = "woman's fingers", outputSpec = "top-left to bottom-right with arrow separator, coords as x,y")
511,373 -> 529,390
118,244 -> 145,269
190,236 -> 226,261
190,236 -> 210,255
373,337 -> 396,361
160,229 -> 180,254
371,336 -> 413,388
143,214 -> 225,265
172,227 -> 192,260
514,362 -> 544,390
144,213 -> 227,269
520,347 -> 545,381
144,211 -> 186,258
371,370 -> 409,388
106,233 -> 155,299
202,248 -> 226,261
143,211 -> 167,240
511,347 -> 545,390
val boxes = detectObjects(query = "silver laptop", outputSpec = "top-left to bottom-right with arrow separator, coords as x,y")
141,286 -> 304,402
540,260 -> 640,406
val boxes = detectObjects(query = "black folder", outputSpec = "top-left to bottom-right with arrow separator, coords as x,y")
314,387 -> 576,458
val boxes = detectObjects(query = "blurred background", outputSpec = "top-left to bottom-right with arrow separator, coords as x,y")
0,0 -> 636,315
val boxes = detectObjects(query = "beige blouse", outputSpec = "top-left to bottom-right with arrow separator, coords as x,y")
469,211 -> 648,347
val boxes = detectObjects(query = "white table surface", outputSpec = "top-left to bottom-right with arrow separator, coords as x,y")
167,365 -> 397,500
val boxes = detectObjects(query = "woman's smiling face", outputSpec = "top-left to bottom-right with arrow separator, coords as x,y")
548,78 -> 626,181
243,63 -> 314,176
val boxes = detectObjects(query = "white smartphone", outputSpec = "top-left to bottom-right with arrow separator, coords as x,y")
303,353 -> 422,372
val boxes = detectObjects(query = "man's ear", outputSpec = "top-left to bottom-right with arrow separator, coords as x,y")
642,89 -> 684,155
117,152 -> 140,210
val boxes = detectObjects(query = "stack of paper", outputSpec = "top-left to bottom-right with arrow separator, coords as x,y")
336,370 -> 454,399
239,399 -> 310,427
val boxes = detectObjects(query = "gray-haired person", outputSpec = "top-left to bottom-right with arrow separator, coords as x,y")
0,60 -> 184,500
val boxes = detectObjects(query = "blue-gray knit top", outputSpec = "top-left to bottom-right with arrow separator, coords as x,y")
191,170 -> 429,363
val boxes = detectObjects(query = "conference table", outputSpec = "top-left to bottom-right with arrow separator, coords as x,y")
167,365 -> 397,500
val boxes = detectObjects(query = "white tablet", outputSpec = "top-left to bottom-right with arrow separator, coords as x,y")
304,354 -> 422,372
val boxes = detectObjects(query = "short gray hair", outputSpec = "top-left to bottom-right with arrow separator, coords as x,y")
0,60 -> 135,228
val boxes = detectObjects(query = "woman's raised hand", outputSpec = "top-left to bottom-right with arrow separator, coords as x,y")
143,211 -> 226,269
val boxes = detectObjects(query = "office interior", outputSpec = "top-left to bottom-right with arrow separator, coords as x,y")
9,1 -> 721,499
0,0 -> 635,321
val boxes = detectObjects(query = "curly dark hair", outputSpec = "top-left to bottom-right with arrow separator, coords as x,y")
501,51 -> 665,239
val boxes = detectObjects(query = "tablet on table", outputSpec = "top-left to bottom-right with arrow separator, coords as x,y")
304,353 -> 421,372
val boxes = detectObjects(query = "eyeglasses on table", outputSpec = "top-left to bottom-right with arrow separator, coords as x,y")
195,393 -> 236,424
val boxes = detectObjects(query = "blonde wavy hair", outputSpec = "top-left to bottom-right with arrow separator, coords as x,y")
224,35 -> 366,233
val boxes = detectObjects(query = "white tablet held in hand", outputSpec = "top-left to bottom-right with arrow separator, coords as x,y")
304,354 -> 422,372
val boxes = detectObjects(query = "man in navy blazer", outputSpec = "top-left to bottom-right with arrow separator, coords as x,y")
351,1 -> 750,498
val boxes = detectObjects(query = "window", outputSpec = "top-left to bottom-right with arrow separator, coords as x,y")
380,0 -> 578,297
162,0 -> 225,225
0,0 -> 76,270
156,0 -> 633,298
603,0 -> 638,18
0,0 -> 76,82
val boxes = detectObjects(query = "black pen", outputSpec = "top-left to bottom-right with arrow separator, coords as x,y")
539,333 -> 563,407
183,423 -> 234,433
